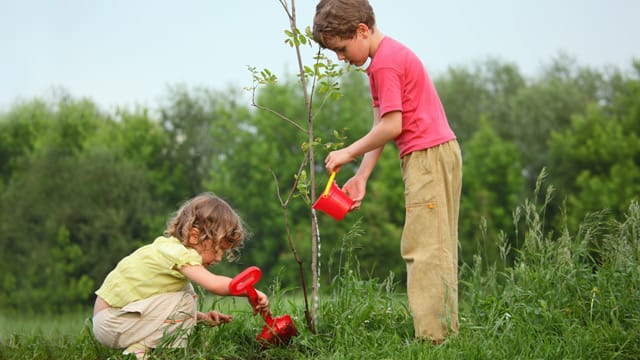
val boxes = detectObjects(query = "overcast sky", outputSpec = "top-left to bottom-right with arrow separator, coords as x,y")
1,0 -> 639,111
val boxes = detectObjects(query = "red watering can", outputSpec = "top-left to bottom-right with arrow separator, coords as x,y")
229,266 -> 297,347
312,171 -> 354,221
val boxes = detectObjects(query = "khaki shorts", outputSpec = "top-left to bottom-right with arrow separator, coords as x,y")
92,290 -> 197,352
400,140 -> 461,341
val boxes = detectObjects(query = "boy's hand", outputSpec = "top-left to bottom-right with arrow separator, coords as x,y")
198,310 -> 233,326
342,175 -> 367,210
325,147 -> 355,173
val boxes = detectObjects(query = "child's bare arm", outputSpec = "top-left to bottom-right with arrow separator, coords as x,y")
179,264 -> 269,312
325,109 -> 401,173
180,264 -> 233,295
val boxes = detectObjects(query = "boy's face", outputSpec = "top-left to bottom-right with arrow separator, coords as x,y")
324,25 -> 370,67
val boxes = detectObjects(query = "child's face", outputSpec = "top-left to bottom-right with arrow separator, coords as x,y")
188,227 -> 236,267
324,26 -> 370,67
193,240 -> 224,267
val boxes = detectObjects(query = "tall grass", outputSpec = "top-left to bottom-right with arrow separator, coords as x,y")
1,189 -> 639,359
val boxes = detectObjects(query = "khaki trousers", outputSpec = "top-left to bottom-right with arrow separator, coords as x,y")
92,289 -> 197,354
400,140 -> 461,341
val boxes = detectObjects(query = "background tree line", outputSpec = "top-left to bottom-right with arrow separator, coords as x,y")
0,56 -> 638,313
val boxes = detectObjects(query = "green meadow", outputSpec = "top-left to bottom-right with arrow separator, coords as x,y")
2,197 -> 638,359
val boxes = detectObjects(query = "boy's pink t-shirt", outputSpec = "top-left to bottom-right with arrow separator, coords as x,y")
367,37 -> 455,157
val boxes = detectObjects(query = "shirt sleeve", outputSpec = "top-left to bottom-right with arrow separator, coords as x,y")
156,238 -> 203,269
370,67 -> 403,117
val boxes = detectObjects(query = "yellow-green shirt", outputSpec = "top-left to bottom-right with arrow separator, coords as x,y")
95,236 -> 202,307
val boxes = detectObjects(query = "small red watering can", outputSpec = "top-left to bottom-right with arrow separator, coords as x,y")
312,171 -> 354,221
229,266 -> 297,348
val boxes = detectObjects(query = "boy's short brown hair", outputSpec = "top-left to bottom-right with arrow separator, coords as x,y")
313,0 -> 376,48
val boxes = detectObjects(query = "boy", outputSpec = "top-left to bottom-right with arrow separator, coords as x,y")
313,0 -> 462,343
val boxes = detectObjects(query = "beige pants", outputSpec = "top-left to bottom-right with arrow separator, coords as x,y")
92,289 -> 197,355
400,140 -> 461,341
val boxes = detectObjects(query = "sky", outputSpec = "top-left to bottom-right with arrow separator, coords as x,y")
1,0 -> 639,112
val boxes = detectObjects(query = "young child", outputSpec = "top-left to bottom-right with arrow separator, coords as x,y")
313,0 -> 462,344
92,193 -> 269,359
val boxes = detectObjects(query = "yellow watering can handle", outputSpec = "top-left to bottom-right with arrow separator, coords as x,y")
323,171 -> 337,197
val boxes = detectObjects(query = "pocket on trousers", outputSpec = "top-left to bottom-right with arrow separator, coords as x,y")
401,200 -> 438,260
402,150 -> 435,206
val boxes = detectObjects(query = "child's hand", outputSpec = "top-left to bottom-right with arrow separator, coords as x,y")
342,175 -> 367,210
325,147 -> 355,173
198,310 -> 233,326
254,290 -> 270,316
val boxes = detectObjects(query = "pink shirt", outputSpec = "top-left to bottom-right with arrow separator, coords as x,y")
367,37 -> 455,157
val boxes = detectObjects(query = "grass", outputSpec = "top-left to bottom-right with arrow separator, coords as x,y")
2,196 -> 639,359
0,311 -> 89,340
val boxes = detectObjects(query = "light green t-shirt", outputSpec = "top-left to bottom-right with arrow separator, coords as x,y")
95,236 -> 202,308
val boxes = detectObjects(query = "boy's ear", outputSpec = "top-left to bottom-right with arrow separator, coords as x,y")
357,23 -> 370,37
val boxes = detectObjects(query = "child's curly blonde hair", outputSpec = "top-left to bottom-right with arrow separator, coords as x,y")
164,193 -> 245,261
